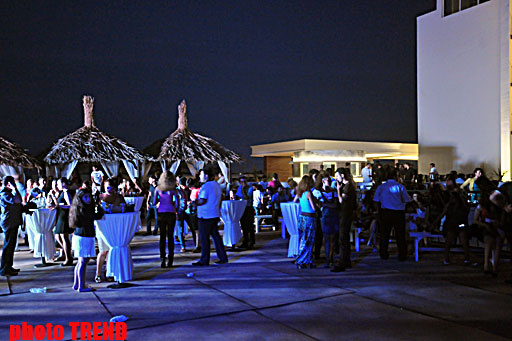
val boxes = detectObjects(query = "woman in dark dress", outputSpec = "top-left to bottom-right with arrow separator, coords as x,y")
54,177 -> 74,266
315,171 -> 339,268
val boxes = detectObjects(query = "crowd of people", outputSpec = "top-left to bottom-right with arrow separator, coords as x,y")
1,161 -> 512,290
292,162 -> 512,280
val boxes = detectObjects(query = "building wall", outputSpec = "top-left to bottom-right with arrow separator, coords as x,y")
263,156 -> 292,180
417,0 -> 510,178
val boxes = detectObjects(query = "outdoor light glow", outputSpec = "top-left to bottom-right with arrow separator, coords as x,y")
293,150 -> 366,163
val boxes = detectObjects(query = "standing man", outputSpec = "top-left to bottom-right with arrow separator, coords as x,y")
429,163 -> 438,182
0,176 -> 23,276
235,176 -> 255,249
193,166 -> 228,266
361,163 -> 372,184
403,163 -> 417,187
90,165 -> 104,194
373,162 -> 384,185
332,168 -> 356,272
373,166 -> 411,261
145,175 -> 159,235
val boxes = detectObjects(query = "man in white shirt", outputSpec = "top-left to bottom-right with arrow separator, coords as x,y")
193,166 -> 228,266
429,163 -> 438,182
90,166 -> 104,194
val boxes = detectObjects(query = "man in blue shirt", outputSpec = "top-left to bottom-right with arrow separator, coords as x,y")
373,165 -> 411,261
361,163 -> 372,184
0,176 -> 23,276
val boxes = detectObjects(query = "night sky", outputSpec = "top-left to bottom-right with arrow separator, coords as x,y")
1,1 -> 436,171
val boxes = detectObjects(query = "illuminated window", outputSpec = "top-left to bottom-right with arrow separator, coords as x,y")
300,163 -> 309,178
350,162 -> 361,177
322,162 -> 336,174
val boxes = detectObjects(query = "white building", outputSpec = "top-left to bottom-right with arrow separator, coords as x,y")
251,139 -> 418,181
417,0 -> 511,180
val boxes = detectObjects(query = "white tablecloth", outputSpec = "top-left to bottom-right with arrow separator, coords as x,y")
124,196 -> 144,212
94,212 -> 140,283
23,214 -> 36,251
280,202 -> 301,257
220,200 -> 247,247
25,209 -> 57,261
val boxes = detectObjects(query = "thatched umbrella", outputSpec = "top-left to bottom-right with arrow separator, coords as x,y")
157,100 -> 241,177
0,136 -> 41,178
44,95 -> 153,179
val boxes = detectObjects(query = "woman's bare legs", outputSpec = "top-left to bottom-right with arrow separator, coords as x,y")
55,234 -> 64,260
493,237 -> 503,273
459,231 -> 470,262
62,233 -> 72,264
73,262 -> 79,290
484,235 -> 493,272
443,231 -> 456,263
74,257 -> 89,290
96,251 -> 108,278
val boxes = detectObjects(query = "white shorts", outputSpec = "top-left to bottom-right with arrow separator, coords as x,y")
72,235 -> 96,258
97,235 -> 110,253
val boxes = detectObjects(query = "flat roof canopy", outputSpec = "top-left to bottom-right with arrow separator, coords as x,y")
251,139 -> 418,160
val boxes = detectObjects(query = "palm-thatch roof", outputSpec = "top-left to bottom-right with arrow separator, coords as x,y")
44,95 -> 153,164
157,100 -> 242,164
0,136 -> 41,169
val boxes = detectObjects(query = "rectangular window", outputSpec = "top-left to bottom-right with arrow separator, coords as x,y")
322,162 -> 336,174
300,163 -> 309,178
444,0 -> 459,16
461,0 -> 477,10
350,162 -> 361,177
292,163 -> 300,178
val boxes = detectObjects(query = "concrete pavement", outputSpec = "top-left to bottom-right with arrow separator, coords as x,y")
1,231 -> 512,340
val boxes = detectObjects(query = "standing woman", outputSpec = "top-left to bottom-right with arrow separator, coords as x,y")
55,178 -> 74,266
154,171 -> 179,268
315,171 -> 339,268
46,179 -> 60,208
332,168 -> 356,272
188,177 -> 201,252
294,175 -> 317,269
69,188 -> 104,292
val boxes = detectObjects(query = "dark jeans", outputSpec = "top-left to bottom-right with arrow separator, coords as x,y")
199,217 -> 228,265
337,213 -> 353,267
241,206 -> 255,246
379,209 -> 407,260
146,205 -> 159,233
177,212 -> 195,248
1,227 -> 18,272
314,216 -> 323,258
158,212 -> 176,262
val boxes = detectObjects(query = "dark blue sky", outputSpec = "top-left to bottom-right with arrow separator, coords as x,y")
1,0 -> 436,171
